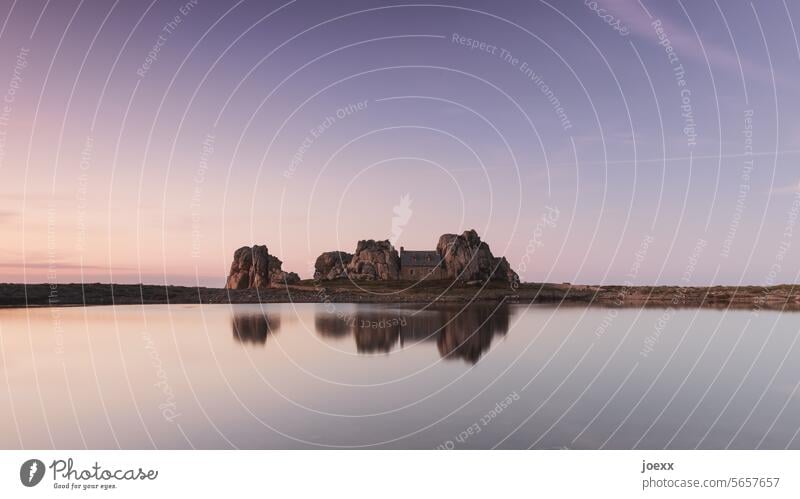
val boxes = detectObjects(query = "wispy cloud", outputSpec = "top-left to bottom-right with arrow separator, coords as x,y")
0,210 -> 18,222
0,260 -> 134,271
772,180 -> 800,195
602,0 -> 768,83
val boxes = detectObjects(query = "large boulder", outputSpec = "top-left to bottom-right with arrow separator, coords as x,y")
346,239 -> 400,280
225,245 -> 299,289
313,251 -> 352,280
436,230 -> 518,283
267,255 -> 301,285
492,256 -> 520,284
225,245 -> 270,289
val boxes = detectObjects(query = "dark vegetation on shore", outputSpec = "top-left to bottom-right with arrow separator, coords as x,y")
1,281 -> 798,311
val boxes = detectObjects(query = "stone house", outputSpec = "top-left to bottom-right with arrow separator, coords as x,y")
399,247 -> 447,280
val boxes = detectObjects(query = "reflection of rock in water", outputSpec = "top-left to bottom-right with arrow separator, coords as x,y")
314,315 -> 351,337
232,313 -> 281,344
352,316 -> 401,353
313,305 -> 510,363
436,305 -> 509,363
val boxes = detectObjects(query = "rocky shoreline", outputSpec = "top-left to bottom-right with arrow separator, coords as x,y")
2,281 -> 798,311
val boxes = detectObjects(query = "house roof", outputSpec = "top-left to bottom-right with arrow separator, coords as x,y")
400,250 -> 441,267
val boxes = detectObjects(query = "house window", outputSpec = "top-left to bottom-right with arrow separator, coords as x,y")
410,269 -> 414,276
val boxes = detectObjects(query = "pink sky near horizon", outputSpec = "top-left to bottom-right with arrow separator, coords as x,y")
1,0 -> 799,288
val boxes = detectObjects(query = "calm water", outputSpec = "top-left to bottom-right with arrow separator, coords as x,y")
1,303 -> 799,449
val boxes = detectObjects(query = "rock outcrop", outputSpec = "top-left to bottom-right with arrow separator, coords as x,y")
311,231 -> 517,283
346,239 -> 400,280
313,251 -> 353,280
225,245 -> 299,289
492,257 -> 519,284
436,230 -> 519,283
225,245 -> 271,289
267,255 -> 301,285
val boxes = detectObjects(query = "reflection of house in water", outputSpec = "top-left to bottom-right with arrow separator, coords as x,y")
313,304 -> 511,363
231,313 -> 281,344
399,247 -> 446,280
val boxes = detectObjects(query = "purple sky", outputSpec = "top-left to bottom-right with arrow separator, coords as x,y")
0,0 -> 798,287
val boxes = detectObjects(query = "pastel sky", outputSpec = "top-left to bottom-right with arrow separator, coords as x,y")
1,0 -> 799,287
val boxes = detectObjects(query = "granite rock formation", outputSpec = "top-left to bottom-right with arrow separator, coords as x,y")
313,251 -> 353,280
436,230 -> 519,283
346,239 -> 400,280
225,245 -> 271,289
312,231 -> 517,283
225,245 -> 299,289
267,255 -> 301,285
492,256 -> 519,284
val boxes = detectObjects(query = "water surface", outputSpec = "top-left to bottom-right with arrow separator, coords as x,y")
1,303 -> 799,449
